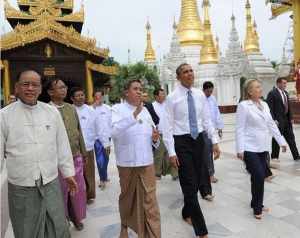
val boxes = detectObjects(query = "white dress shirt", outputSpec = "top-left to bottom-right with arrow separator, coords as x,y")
74,104 -> 98,151
152,101 -> 167,134
163,83 -> 218,157
93,104 -> 112,148
206,95 -> 224,130
235,100 -> 287,154
111,102 -> 156,167
1,101 -> 75,186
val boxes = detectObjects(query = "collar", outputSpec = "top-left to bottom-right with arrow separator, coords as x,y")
178,83 -> 192,94
124,101 -> 137,110
50,101 -> 65,108
18,100 -> 39,110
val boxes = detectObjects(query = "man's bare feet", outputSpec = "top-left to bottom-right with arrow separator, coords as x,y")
262,207 -> 270,213
254,213 -> 263,219
119,226 -> 129,238
198,235 -> 208,238
183,217 -> 192,226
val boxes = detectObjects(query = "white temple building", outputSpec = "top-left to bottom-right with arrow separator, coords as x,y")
157,0 -> 276,110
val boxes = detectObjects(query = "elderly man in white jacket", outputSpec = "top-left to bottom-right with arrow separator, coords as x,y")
236,79 -> 287,220
111,79 -> 161,238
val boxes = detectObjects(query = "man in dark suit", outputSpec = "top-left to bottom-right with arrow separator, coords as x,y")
142,91 -> 160,126
266,77 -> 300,161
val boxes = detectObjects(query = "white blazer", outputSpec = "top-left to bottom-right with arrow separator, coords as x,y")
235,100 -> 287,154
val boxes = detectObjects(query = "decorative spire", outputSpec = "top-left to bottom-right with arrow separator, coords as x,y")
144,19 -> 156,63
215,36 -> 220,57
244,0 -> 260,54
199,0 -> 218,64
177,0 -> 204,46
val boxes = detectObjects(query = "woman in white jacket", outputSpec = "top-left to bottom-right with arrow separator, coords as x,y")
236,79 -> 287,219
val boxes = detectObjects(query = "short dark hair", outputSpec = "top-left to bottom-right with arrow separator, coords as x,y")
153,88 -> 164,96
70,87 -> 84,98
44,77 -> 65,92
176,63 -> 189,76
276,77 -> 287,84
203,81 -> 214,90
124,79 -> 142,91
16,69 -> 41,82
93,89 -> 104,97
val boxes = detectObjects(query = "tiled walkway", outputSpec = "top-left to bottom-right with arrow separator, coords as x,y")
4,114 -> 300,238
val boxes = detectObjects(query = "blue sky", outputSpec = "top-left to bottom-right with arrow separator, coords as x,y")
0,0 -> 291,64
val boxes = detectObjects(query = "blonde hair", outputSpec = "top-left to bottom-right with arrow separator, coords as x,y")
242,79 -> 260,100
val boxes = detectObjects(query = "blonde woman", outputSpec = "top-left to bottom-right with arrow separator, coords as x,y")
235,79 -> 287,219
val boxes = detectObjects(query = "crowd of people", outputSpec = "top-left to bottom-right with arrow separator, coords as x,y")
1,63 -> 299,238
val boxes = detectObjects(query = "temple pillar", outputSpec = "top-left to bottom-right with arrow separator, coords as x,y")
2,60 -> 11,105
294,0 -> 300,63
85,60 -> 94,104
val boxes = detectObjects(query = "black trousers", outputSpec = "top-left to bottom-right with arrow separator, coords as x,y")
244,151 -> 268,215
174,133 -> 211,236
271,120 -> 299,160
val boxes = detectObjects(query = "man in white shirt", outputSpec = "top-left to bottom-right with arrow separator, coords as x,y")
112,79 -> 161,238
0,70 -> 77,238
92,90 -> 112,189
152,88 -> 178,180
163,63 -> 220,238
71,87 -> 98,204
203,81 -> 224,183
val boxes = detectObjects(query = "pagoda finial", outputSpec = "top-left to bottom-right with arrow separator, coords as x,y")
244,0 -> 260,54
144,19 -> 156,63
200,0 -> 218,64
173,16 -> 177,30
177,0 -> 204,46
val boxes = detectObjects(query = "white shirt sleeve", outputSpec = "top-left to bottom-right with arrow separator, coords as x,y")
235,103 -> 247,154
213,97 -> 224,130
162,98 -> 176,157
55,109 -> 75,178
0,112 -> 6,173
202,97 -> 219,144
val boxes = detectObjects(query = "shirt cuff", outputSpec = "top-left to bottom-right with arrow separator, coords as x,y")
211,134 -> 219,144
60,168 -> 75,178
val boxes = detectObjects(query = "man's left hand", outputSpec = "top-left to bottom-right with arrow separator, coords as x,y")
65,176 -> 78,196
105,146 -> 111,156
213,144 -> 221,160
218,129 -> 223,139
152,128 -> 160,142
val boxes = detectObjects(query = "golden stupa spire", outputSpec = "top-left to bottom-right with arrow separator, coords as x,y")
244,0 -> 260,54
144,19 -> 156,62
199,0 -> 218,64
177,0 -> 204,46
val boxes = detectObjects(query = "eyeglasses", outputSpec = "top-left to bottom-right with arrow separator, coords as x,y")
19,82 -> 41,89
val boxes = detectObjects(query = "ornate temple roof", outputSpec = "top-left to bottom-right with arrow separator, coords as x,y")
5,0 -> 84,32
1,0 -> 113,61
0,14 -> 109,59
177,0 -> 204,46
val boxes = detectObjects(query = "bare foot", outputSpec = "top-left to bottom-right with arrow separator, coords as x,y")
119,226 -> 129,238
262,207 -> 270,213
254,214 -> 263,219
198,235 -> 208,238
183,217 -> 192,226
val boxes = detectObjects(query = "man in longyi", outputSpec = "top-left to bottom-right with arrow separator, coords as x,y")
111,79 -> 161,238
1,70 -> 77,238
46,78 -> 87,230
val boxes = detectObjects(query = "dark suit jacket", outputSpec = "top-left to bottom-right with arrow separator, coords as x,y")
266,87 -> 292,128
144,102 -> 160,126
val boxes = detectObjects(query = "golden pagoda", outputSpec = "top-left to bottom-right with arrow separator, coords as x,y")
244,0 -> 260,54
177,0 -> 204,46
266,0 -> 300,63
144,20 -> 156,64
1,0 -> 117,105
199,0 -> 218,64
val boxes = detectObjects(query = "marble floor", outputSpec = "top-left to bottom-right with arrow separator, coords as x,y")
4,114 -> 300,238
